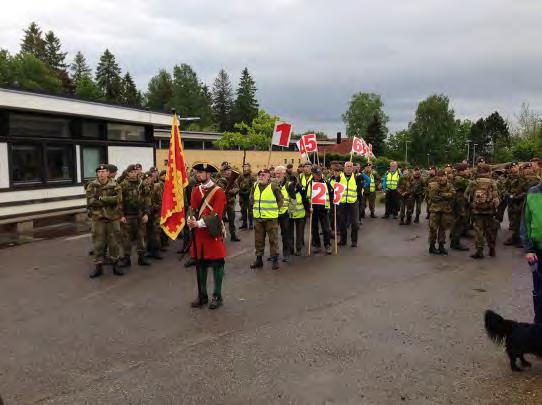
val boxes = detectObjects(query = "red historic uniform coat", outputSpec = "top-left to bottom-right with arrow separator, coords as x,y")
190,184 -> 227,260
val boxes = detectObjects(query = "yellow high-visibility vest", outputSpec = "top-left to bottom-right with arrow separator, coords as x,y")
279,183 -> 289,215
253,183 -> 279,219
290,192 -> 306,219
300,174 -> 313,190
339,173 -> 358,203
368,173 -> 375,192
386,171 -> 400,190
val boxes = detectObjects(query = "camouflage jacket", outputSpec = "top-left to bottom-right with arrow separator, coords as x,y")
85,179 -> 122,220
120,178 -> 150,216
411,176 -> 425,197
150,181 -> 164,216
397,174 -> 415,198
505,173 -> 529,201
464,174 -> 500,215
427,182 -> 455,213
217,175 -> 240,205
236,173 -> 256,196
425,175 -> 439,202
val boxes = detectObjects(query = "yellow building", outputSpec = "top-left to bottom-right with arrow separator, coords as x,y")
154,130 -> 335,171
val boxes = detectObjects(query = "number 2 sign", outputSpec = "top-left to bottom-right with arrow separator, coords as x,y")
333,182 -> 346,205
272,122 -> 293,147
302,133 -> 318,153
311,182 -> 327,205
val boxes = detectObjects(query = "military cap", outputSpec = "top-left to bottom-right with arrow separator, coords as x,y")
257,169 -> 270,175
221,161 -> 229,167
149,166 -> 158,172
521,162 -> 533,169
96,164 -> 109,172
454,163 -> 468,171
510,161 -> 518,167
445,163 -> 452,168
192,162 -> 218,173
134,163 -> 142,169
436,169 -> 446,176
159,170 -> 166,177
303,162 -> 312,167
222,165 -> 232,171
478,163 -> 491,173
476,157 -> 486,163
430,166 -> 437,170
286,163 -> 293,169
311,167 -> 322,175
531,157 -> 541,164
141,172 -> 152,180
413,166 -> 420,171
107,164 -> 118,173
126,164 -> 137,172
363,163 -> 373,168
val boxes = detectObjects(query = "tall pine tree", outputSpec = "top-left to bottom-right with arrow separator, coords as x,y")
145,69 -> 173,111
43,31 -> 67,71
121,72 -> 141,107
365,113 -> 386,155
233,67 -> 259,125
95,49 -> 122,103
20,22 -> 46,61
212,69 -> 234,131
70,51 -> 91,85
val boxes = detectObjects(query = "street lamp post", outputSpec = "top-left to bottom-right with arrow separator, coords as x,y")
466,140 -> 472,163
405,140 -> 411,164
472,144 -> 478,167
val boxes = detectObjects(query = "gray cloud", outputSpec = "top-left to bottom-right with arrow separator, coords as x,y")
1,0 -> 541,135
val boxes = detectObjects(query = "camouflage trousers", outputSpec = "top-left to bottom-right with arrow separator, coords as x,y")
508,198 -> 525,240
414,195 -> 424,218
92,219 -> 121,264
428,212 -> 453,244
224,202 -> 236,236
147,214 -> 162,253
399,195 -> 415,220
239,193 -> 253,227
122,216 -> 146,256
472,214 -> 498,249
362,191 -> 376,216
254,218 -> 279,257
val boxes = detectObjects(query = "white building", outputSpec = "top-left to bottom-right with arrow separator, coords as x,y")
0,87 -> 170,230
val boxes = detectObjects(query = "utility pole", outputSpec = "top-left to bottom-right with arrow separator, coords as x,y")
405,140 -> 411,164
472,144 -> 478,167
427,153 -> 430,168
466,140 -> 472,163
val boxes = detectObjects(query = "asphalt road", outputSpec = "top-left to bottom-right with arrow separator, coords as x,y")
1,206 -> 541,404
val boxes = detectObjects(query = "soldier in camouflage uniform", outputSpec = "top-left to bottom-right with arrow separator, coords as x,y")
411,167 -> 425,223
504,162 -> 529,246
398,167 -> 415,225
217,165 -> 241,242
146,172 -> 164,259
465,164 -> 500,259
495,168 -> 509,224
236,163 -> 256,230
425,166 -> 438,219
119,164 -> 151,267
427,170 -> 455,255
85,164 -> 124,278
450,163 -> 470,251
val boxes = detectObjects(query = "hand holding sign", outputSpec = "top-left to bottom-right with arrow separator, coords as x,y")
272,122 -> 293,147
302,133 -> 318,153
311,182 -> 327,205
333,182 -> 346,205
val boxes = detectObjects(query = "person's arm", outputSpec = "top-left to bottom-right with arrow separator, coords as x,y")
272,183 -> 284,209
521,197 -> 535,253
382,172 -> 388,192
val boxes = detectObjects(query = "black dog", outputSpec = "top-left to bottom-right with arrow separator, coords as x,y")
484,310 -> 542,371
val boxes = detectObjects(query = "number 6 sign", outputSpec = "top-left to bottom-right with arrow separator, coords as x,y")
272,122 -> 293,147
352,137 -> 367,156
311,182 -> 327,205
302,133 -> 318,153
333,182 -> 346,205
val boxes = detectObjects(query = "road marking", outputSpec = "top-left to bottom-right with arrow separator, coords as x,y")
65,233 -> 90,241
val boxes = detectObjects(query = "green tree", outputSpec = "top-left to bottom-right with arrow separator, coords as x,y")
121,72 -> 141,106
384,130 -> 411,162
199,84 -> 215,129
145,69 -> 173,111
408,94 -> 456,165
215,109 -> 278,165
70,51 -> 91,85
74,73 -> 102,99
342,92 -> 389,138
43,31 -> 67,71
0,49 -> 12,85
233,67 -> 259,125
95,49 -> 122,103
366,113 -> 386,155
449,119 -> 472,163
10,52 -> 62,92
20,22 -> 46,61
212,69 -> 234,131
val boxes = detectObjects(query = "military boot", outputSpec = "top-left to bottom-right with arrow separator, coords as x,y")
413,214 -> 420,224
450,239 -> 469,251
438,243 -> 448,255
112,263 -> 124,276
429,243 -> 439,255
184,257 -> 196,268
489,247 -> 496,257
138,254 -> 151,266
230,233 -> 241,242
271,256 -> 280,270
149,250 -> 163,260
89,263 -> 103,278
118,255 -> 131,268
250,256 -> 264,269
209,295 -> 223,310
370,212 -> 376,218
191,295 -> 208,308
405,216 -> 412,225
399,218 -> 406,225
325,246 -> 332,255
470,248 -> 484,259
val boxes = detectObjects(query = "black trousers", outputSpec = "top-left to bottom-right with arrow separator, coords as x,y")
385,190 -> 400,216
278,213 -> 291,257
225,203 -> 236,236
311,209 -> 331,248
338,202 -> 359,244
288,218 -> 305,254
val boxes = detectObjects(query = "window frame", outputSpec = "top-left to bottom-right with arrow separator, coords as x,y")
80,145 -> 107,182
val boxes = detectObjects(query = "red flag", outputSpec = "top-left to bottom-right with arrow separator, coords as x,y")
160,113 -> 189,239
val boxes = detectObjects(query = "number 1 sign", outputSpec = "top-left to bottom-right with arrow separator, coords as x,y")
272,122 -> 293,147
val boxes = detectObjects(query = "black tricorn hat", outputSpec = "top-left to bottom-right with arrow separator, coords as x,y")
193,162 -> 218,173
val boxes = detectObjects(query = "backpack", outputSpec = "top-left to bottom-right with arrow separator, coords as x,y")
472,178 -> 497,210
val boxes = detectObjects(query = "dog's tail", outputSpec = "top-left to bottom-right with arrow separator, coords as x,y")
484,310 -> 515,345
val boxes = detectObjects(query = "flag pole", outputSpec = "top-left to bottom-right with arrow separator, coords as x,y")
308,192 -> 313,256
266,142 -> 272,168
334,204 -> 338,254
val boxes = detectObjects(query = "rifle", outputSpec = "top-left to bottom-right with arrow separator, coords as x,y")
224,170 -> 240,194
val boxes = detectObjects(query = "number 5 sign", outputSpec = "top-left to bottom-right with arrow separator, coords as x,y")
333,182 -> 346,205
302,133 -> 318,153
311,182 -> 327,205
272,122 -> 293,147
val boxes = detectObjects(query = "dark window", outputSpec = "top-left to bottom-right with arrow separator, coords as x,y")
11,144 -> 43,185
161,139 -> 170,150
107,123 -> 145,141
183,140 -> 203,149
204,141 -> 217,150
10,113 -> 71,138
81,146 -> 106,180
82,121 -> 101,138
45,145 -> 73,182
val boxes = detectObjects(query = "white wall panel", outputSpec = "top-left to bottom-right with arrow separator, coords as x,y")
0,143 -> 8,189
0,186 -> 85,204
108,146 -> 154,172
0,198 -> 86,218
75,145 -> 82,183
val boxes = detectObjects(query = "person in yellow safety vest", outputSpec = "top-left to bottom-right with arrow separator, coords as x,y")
288,173 -> 309,256
249,169 -> 284,270
361,163 -> 378,219
299,162 -> 313,193
336,161 -> 363,247
307,167 -> 333,255
328,162 -> 342,234
382,160 -> 403,219
274,166 -> 293,263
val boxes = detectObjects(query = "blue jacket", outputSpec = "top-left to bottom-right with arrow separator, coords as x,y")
382,170 -> 403,192
521,182 -> 542,253
361,172 -> 376,191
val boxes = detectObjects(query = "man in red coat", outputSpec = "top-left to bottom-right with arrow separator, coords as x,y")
187,162 -> 227,309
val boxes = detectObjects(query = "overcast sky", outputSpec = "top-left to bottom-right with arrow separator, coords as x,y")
2,0 -> 541,135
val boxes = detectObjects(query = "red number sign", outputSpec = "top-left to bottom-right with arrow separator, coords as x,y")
333,182 -> 346,205
311,182 -> 327,205
302,133 -> 318,152
352,137 -> 367,156
272,122 -> 293,147
296,138 -> 307,155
